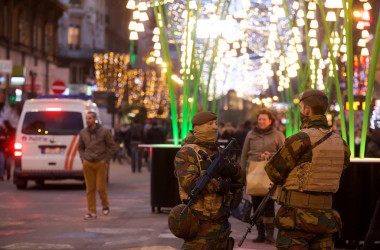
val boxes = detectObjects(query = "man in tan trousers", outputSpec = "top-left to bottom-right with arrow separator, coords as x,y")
78,112 -> 118,220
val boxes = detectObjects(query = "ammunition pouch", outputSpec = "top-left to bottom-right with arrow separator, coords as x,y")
278,190 -> 332,209
168,204 -> 199,239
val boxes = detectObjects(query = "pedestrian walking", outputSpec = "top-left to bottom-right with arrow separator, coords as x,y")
264,90 -> 351,249
0,124 -> 6,181
235,120 -> 252,153
3,120 -> 16,180
129,119 -> 144,173
170,111 -> 244,250
78,112 -> 118,220
146,119 -> 166,144
240,109 -> 285,244
220,122 -> 237,143
234,120 -> 252,161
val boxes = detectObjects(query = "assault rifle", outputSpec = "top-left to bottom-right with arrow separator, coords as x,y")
180,138 -> 239,215
238,185 -> 277,247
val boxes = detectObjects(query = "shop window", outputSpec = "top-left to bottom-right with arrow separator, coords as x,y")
70,0 -> 81,8
18,9 -> 30,46
68,25 -> 80,50
44,23 -> 53,55
33,22 -> 43,50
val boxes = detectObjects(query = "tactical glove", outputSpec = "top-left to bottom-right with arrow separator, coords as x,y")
219,162 -> 238,178
218,179 -> 230,195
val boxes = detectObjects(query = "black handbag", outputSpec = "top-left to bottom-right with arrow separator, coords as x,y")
231,196 -> 252,223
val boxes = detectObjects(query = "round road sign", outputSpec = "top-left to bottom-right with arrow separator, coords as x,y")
51,80 -> 67,95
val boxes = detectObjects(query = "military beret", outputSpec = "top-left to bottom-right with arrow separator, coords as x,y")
191,111 -> 217,126
300,90 -> 327,102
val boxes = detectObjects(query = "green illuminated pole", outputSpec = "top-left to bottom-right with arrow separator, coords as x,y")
301,0 -> 312,92
187,0 -> 202,133
190,0 -> 230,137
190,0 -> 226,128
318,0 -> 348,142
360,11 -> 380,158
344,0 -> 355,154
152,2 -> 179,145
129,40 -> 136,68
203,40 -> 219,109
201,0 -> 230,112
180,1 -> 192,140
152,0 -> 236,142
282,0 -> 307,136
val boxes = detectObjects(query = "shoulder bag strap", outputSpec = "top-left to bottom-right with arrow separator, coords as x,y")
311,131 -> 333,149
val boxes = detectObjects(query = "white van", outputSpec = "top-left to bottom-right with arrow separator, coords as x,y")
13,97 -> 101,189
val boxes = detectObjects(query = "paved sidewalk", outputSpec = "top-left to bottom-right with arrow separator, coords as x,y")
0,155 -> 359,249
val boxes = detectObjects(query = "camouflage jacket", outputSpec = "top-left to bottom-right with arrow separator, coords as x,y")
264,115 -> 350,185
264,115 -> 350,233
174,131 -> 243,219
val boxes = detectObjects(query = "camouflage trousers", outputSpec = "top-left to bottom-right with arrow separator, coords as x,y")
181,218 -> 231,250
276,229 -> 334,250
274,205 -> 342,250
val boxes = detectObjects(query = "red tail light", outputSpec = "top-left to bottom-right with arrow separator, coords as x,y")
14,142 -> 22,157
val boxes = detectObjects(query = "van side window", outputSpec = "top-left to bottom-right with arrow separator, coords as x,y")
22,111 -> 84,135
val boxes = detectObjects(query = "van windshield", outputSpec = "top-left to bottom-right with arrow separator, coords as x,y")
22,111 -> 84,135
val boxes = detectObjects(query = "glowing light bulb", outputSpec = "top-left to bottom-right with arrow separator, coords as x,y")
126,0 -> 135,10
326,11 -> 337,22
129,31 -> 138,40
361,48 -> 369,56
325,0 -> 343,8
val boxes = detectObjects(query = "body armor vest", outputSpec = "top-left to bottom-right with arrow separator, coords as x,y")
178,144 -> 225,218
283,128 -> 345,193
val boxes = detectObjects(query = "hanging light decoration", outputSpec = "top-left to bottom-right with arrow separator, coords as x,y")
363,2 -> 372,11
361,48 -> 369,56
310,19 -> 319,29
129,31 -> 138,40
352,0 -> 372,95
307,10 -> 316,19
138,1 -> 147,11
126,0 -> 135,10
325,0 -> 343,9
326,11 -> 337,22
126,0 -> 150,41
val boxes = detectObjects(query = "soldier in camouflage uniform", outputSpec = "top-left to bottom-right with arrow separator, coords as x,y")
173,111 -> 244,250
264,90 -> 351,250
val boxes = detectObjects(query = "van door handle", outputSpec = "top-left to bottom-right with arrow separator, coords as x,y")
48,162 -> 56,166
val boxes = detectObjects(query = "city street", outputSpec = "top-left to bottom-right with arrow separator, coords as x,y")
0,159 -> 275,250
1,0 -> 379,249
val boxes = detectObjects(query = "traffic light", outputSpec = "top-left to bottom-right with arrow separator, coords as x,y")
9,89 -> 16,104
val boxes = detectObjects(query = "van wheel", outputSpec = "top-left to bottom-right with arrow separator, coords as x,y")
16,181 -> 27,190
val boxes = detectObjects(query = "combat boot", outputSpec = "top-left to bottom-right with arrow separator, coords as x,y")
252,221 -> 265,243
264,223 -> 275,244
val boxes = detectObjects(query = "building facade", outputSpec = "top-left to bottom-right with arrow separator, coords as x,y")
57,0 -> 131,90
0,0 -> 66,106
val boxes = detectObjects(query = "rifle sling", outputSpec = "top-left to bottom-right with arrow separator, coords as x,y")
311,131 -> 333,150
